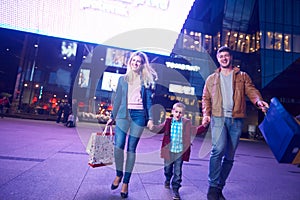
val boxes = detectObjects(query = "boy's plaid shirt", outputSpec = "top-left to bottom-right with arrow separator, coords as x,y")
170,118 -> 183,153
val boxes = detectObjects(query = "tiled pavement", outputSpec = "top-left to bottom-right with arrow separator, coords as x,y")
0,117 -> 299,200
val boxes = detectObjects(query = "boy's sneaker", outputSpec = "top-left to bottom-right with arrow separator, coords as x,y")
172,189 -> 181,200
164,181 -> 170,189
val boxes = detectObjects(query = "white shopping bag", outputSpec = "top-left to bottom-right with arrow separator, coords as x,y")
86,126 -> 114,168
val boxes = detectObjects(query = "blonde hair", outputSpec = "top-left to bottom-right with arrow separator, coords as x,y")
124,51 -> 158,89
172,102 -> 186,111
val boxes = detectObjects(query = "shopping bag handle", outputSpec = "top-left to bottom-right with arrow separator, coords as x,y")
103,125 -> 113,136
262,106 -> 269,116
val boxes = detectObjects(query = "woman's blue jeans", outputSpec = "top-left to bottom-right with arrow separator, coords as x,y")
208,117 -> 243,189
114,109 -> 145,184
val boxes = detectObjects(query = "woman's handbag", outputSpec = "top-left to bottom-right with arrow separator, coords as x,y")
86,125 -> 114,168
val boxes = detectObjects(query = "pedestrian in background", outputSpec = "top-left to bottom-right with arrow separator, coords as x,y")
202,46 -> 269,200
62,101 -> 71,124
56,102 -> 64,123
106,51 -> 158,199
149,102 -> 208,200
0,96 -> 10,118
72,99 -> 78,126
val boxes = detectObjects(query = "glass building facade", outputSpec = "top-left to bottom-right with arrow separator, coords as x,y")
176,0 -> 300,117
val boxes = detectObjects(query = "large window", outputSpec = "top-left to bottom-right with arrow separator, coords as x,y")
265,32 -> 277,50
182,30 -> 202,52
293,34 -> 300,53
182,29 -> 264,54
265,31 -> 294,52
284,34 -> 291,52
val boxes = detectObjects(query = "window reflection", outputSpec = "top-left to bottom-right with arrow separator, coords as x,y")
229,31 -> 238,50
213,32 -> 221,51
274,32 -> 283,50
182,29 -> 296,53
204,35 -> 212,53
256,32 -> 261,50
284,34 -> 291,52
250,34 -> 256,52
266,32 -> 274,49
183,30 -> 202,52
293,35 -> 300,53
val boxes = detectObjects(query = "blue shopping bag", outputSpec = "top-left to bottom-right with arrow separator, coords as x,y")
258,97 -> 300,163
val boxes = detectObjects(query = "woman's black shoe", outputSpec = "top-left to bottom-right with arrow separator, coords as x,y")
120,183 -> 128,198
110,176 -> 122,190
120,192 -> 128,199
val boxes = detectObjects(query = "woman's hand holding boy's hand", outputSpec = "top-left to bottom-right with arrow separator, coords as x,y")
147,120 -> 154,130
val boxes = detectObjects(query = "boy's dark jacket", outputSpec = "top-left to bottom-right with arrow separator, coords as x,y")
152,117 -> 206,162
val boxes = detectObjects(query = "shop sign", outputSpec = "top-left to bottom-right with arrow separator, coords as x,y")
165,61 -> 200,72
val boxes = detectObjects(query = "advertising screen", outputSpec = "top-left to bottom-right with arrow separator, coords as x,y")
101,72 -> 123,92
105,48 -> 132,68
78,69 -> 90,88
0,0 -> 195,55
169,83 -> 195,95
60,41 -> 77,60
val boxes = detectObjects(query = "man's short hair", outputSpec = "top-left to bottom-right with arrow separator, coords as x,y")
217,46 -> 232,55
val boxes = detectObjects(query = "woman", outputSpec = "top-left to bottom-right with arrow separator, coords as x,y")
106,51 -> 158,198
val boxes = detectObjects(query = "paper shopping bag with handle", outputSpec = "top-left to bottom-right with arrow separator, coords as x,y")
258,97 -> 300,163
86,125 -> 114,168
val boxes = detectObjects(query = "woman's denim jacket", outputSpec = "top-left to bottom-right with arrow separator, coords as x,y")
110,76 -> 154,125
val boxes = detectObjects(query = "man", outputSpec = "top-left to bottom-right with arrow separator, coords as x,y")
202,46 -> 269,200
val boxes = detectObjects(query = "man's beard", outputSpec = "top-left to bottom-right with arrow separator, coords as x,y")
221,64 -> 230,68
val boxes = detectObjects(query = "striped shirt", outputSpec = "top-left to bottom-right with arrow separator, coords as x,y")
170,118 -> 183,153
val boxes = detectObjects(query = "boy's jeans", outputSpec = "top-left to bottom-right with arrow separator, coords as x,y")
164,152 -> 183,190
208,117 -> 243,189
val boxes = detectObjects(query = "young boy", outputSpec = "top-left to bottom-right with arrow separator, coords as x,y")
149,102 -> 207,200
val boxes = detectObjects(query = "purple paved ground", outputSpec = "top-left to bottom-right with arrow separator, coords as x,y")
0,117 -> 299,200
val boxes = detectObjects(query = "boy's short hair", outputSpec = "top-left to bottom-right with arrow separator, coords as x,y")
217,46 -> 232,55
172,102 -> 186,111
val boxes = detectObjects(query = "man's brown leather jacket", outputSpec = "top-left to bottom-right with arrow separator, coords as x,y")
202,67 -> 263,118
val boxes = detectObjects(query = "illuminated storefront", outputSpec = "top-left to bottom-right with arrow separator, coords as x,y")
1,0 -> 300,129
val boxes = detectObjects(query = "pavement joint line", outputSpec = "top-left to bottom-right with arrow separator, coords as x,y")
136,170 -> 152,200
73,164 -> 90,200
189,158 -> 210,162
236,153 -> 251,157
135,161 -> 202,167
235,153 -> 274,160
58,150 -> 88,155
0,155 -> 45,162
184,163 -> 203,167
288,170 -> 300,174
253,155 -> 275,159
135,161 -> 164,166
